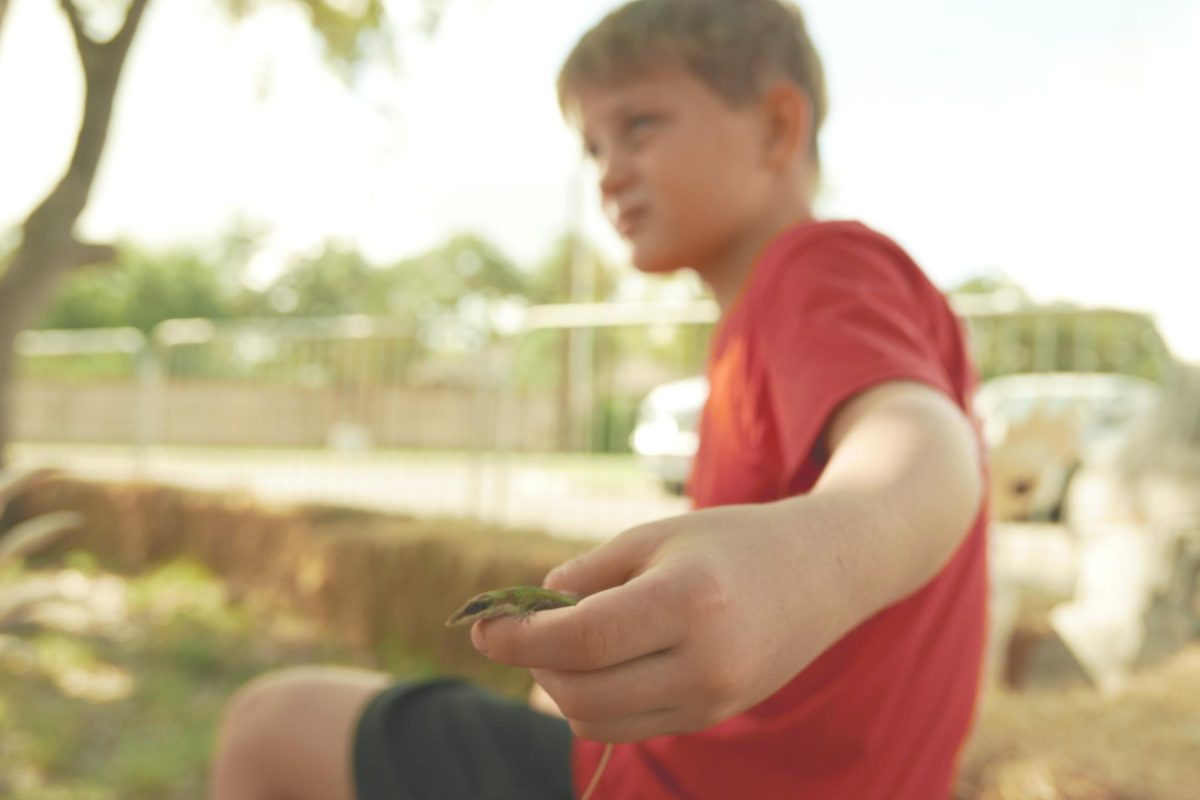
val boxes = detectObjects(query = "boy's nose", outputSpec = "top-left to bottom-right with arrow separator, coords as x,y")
598,153 -> 634,199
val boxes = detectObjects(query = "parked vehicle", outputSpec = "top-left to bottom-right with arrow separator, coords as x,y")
631,370 -> 1163,512
977,372 -> 1161,522
629,376 -> 707,495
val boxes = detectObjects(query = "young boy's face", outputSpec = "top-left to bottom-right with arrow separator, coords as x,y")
573,64 -> 775,275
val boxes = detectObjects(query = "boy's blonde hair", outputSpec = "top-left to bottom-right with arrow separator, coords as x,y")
558,0 -> 828,165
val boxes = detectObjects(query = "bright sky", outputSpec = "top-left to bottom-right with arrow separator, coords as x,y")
1,0 -> 1198,359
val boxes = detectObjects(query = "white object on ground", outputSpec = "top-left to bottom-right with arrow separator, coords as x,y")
1050,524 -> 1155,695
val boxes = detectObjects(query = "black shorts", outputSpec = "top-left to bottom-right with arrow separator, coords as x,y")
352,678 -> 575,800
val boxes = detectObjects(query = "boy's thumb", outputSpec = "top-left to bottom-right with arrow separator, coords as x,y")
543,521 -> 668,597
541,563 -> 574,593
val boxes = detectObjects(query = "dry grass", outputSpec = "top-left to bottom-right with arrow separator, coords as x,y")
0,557 -> 368,799
956,642 -> 1200,799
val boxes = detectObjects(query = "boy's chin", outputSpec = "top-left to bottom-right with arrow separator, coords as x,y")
629,247 -> 689,275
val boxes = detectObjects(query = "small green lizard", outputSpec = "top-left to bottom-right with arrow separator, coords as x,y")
445,586 -> 580,626
447,585 -> 612,800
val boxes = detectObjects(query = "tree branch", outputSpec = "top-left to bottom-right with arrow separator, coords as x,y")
0,0 -> 12,51
0,235 -> 117,336
57,0 -> 98,55
51,0 -> 154,225
66,240 -> 117,270
109,0 -> 151,52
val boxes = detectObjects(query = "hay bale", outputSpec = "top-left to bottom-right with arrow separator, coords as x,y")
9,474 -> 589,694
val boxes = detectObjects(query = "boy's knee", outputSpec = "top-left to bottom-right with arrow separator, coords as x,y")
216,668 -> 318,758
216,666 -> 388,757
212,667 -> 386,800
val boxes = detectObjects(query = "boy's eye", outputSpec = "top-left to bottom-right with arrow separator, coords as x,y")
581,113 -> 664,162
626,114 -> 659,136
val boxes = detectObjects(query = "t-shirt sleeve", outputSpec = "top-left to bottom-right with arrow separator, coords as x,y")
758,234 -> 958,484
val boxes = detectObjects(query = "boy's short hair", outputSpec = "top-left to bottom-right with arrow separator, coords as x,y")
558,0 -> 828,164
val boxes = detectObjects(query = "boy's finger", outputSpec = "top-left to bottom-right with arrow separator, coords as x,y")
543,518 -> 676,596
530,650 -> 678,723
474,569 -> 686,670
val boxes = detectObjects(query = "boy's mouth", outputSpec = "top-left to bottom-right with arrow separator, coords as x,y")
615,206 -> 647,237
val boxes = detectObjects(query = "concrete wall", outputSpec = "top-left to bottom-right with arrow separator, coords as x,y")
13,379 -> 561,451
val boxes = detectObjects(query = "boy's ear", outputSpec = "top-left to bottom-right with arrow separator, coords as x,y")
760,81 -> 813,171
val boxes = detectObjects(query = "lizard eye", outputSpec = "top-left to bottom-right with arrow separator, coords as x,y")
461,599 -> 491,617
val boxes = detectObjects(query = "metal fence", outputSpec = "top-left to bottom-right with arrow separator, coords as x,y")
9,297 -> 1176,540
11,303 -> 718,538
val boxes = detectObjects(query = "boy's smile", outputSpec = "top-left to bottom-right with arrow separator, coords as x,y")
572,64 -> 813,308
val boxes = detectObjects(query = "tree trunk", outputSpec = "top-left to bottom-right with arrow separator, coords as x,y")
0,0 -> 11,46
0,0 -> 151,468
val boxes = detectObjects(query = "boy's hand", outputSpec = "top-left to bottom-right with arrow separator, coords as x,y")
470,503 -> 849,743
473,381 -> 983,743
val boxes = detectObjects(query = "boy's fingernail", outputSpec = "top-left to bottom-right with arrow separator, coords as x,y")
547,560 -> 580,589
471,622 -> 489,654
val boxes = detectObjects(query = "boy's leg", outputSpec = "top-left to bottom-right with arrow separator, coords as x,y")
211,666 -> 575,800
209,665 -> 389,800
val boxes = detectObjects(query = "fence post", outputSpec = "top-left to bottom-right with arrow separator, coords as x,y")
134,333 -> 163,475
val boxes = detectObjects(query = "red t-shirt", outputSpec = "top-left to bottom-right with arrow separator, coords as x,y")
572,220 -> 989,799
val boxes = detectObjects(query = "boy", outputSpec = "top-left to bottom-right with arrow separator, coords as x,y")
209,1 -> 988,798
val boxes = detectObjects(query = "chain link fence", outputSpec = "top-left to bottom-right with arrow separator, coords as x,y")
9,299 -> 1184,540
11,304 -> 716,538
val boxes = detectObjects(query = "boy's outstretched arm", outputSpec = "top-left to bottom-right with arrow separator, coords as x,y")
473,380 -> 983,743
